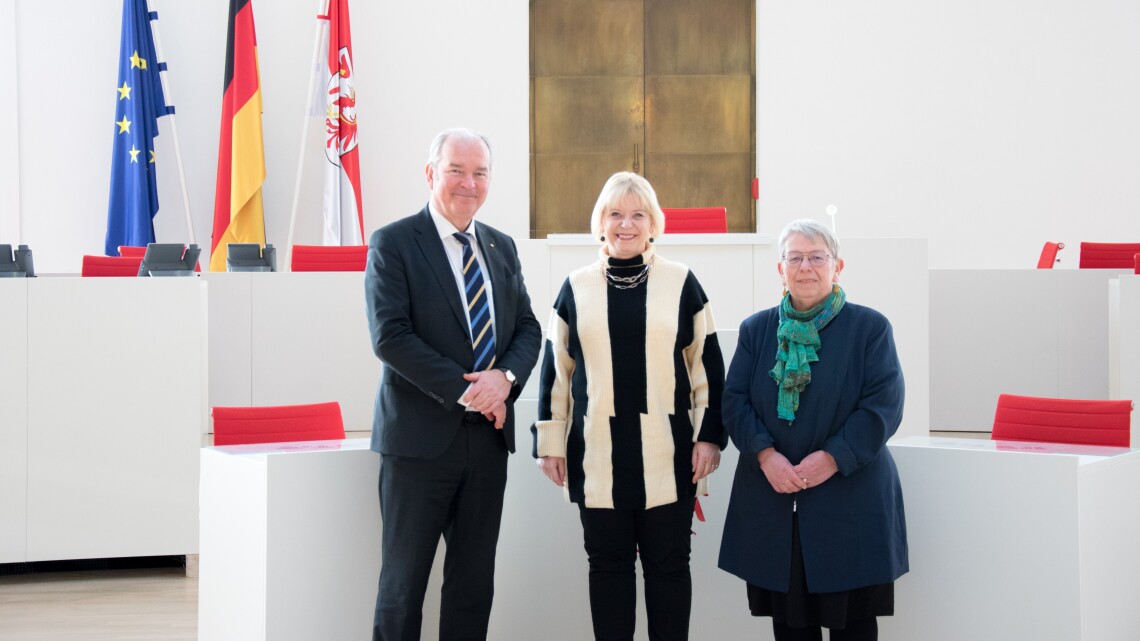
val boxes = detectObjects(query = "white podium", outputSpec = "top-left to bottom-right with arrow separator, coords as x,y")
1,277 -> 206,563
198,439 -> 381,641
883,436 -> 1140,641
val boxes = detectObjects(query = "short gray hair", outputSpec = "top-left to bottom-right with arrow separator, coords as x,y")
427,128 -> 493,171
589,172 -> 667,241
777,219 -> 840,259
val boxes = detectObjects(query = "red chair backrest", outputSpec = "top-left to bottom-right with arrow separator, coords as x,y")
81,255 -> 144,277
1078,242 -> 1140,269
991,393 -> 1133,447
1036,241 -> 1064,269
211,401 -> 346,446
661,207 -> 728,234
291,245 -> 367,272
1134,253 -> 1139,275
117,246 -> 146,258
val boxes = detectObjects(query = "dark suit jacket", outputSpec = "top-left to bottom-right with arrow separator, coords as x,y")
364,206 -> 542,458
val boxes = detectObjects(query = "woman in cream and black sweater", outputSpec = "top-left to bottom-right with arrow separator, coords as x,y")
532,171 -> 727,641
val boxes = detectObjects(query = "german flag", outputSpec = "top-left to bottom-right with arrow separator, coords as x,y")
210,0 -> 265,272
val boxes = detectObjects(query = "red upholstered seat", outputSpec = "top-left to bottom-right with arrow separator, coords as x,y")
291,245 -> 367,272
661,207 -> 728,234
991,393 -> 1133,448
211,401 -> 346,446
1036,241 -> 1064,269
1078,242 -> 1140,269
81,254 -> 144,277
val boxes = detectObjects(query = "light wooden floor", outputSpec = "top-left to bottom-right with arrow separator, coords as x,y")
0,569 -> 196,641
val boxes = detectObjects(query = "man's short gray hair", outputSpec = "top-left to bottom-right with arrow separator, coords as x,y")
427,128 -> 493,170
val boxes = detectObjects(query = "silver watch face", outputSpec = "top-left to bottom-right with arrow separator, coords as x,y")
504,369 -> 516,383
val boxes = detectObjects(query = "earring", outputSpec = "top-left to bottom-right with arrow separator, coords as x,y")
649,237 -> 655,244
599,235 -> 605,242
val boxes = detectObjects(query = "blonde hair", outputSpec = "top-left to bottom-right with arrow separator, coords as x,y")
588,172 -> 666,242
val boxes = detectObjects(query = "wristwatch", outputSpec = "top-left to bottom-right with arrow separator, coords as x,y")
500,368 -> 517,386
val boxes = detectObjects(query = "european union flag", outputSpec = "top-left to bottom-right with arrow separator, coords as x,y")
105,0 -> 174,256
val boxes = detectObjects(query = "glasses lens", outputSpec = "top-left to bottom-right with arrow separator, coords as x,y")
786,253 -> 829,267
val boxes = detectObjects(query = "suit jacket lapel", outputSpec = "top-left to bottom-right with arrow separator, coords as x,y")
412,208 -> 470,333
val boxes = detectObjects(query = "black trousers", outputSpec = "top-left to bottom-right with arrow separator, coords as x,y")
578,497 -> 696,641
372,416 -> 508,641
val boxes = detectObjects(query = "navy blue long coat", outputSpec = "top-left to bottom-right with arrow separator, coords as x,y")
717,302 -> 908,593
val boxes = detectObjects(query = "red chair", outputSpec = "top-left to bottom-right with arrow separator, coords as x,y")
661,207 -> 728,234
211,401 -> 346,446
1036,241 -> 1064,269
81,255 -> 144,277
290,245 -> 368,272
991,393 -> 1133,448
1078,242 -> 1140,269
1134,253 -> 1139,275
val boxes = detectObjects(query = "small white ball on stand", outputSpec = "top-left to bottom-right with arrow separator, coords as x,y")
825,204 -> 838,236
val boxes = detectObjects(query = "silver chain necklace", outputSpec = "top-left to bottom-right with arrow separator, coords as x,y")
602,257 -> 653,289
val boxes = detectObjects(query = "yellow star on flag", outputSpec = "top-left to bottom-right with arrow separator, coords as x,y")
117,82 -> 131,100
129,146 -> 141,163
130,50 -> 147,70
149,149 -> 156,163
116,116 -> 131,134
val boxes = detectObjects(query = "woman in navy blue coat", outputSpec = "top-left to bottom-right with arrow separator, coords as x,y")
718,219 -> 907,641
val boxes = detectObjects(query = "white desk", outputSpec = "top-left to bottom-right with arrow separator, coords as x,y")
197,432 -> 767,641
884,436 -> 1140,641
0,277 -> 207,563
199,440 -> 381,641
202,238 -> 929,437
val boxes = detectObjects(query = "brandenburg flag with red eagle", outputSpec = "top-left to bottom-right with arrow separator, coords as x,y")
210,0 -> 266,272
315,0 -> 364,246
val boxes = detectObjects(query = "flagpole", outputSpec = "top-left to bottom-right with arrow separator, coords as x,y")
285,0 -> 331,272
147,0 -> 195,246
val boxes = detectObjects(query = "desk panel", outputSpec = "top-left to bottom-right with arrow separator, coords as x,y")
199,442 -> 381,641
25,278 -> 206,560
1109,276 -> 1140,446
885,437 -> 1140,640
0,280 -> 28,562
203,272 -> 254,411
930,269 -> 1126,431
249,272 -> 378,431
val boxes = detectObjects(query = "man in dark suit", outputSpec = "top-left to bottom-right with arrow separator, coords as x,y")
365,128 -> 541,641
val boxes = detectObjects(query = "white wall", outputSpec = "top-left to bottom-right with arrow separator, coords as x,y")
7,0 -> 1140,272
1,0 -> 19,244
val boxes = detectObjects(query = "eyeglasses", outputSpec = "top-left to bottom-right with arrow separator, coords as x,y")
783,252 -> 832,268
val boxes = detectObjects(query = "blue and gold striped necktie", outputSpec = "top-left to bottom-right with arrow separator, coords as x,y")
453,232 -> 496,371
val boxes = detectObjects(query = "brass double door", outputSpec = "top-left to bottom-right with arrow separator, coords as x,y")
531,0 -> 755,237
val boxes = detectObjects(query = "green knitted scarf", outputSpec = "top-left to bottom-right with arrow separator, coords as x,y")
769,285 -> 847,423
